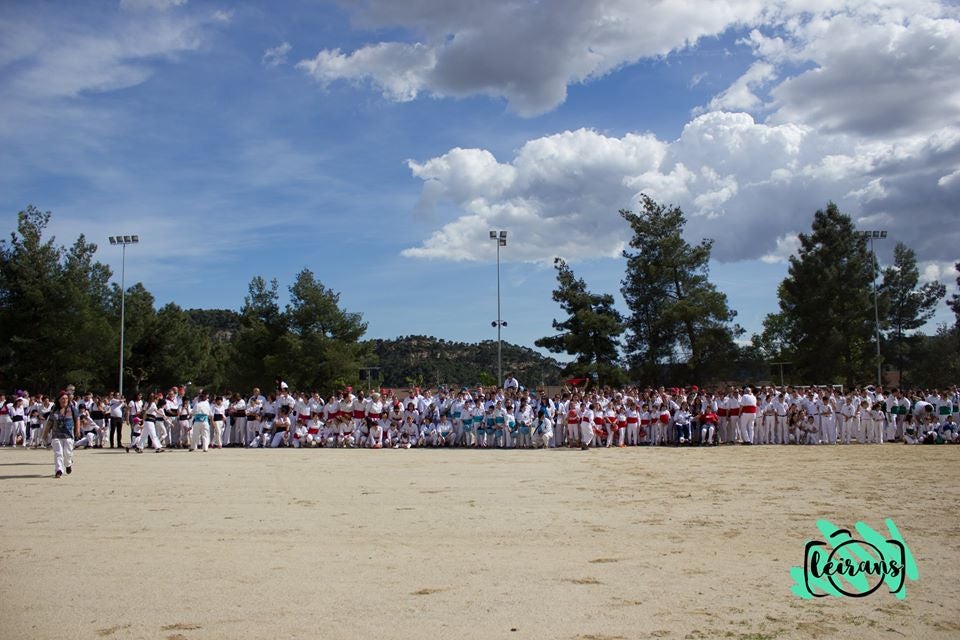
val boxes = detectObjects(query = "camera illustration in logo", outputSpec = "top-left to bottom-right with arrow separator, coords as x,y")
791,518 -> 917,600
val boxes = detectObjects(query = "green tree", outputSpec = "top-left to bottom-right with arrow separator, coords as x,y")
535,257 -> 625,386
949,261 -> 960,331
227,276 -> 287,391
620,195 -> 740,384
775,202 -> 876,386
878,242 -> 946,383
283,268 -> 371,392
749,307 -> 798,383
0,206 -> 115,392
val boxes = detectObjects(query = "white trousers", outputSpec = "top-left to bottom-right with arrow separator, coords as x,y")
739,412 -> 755,444
10,420 -> 28,446
138,422 -> 163,450
606,427 -> 625,447
52,438 -> 74,474
74,430 -> 99,448
757,415 -> 774,444
533,430 -> 552,448
0,418 -> 12,445
701,424 -> 716,444
191,421 -> 210,451
820,416 -> 836,444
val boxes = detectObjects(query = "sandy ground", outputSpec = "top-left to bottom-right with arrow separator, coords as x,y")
2,442 -> 958,640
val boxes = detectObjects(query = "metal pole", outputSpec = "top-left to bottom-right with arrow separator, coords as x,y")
871,237 -> 881,388
496,239 -> 502,387
119,243 -> 126,398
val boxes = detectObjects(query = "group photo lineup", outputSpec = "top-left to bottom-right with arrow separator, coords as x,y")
2,1 -> 958,639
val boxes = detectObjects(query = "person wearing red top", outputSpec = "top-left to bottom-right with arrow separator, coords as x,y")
700,410 -> 718,445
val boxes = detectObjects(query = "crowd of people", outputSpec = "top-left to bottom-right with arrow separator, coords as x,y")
2,378 -> 959,476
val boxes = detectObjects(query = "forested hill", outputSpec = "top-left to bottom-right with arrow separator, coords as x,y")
182,308 -> 565,388
366,335 -> 564,388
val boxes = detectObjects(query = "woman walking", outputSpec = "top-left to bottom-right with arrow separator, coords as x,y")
47,391 -> 80,478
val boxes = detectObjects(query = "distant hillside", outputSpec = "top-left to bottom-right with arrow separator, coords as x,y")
366,335 -> 564,388
186,308 -> 241,342
179,311 -> 564,388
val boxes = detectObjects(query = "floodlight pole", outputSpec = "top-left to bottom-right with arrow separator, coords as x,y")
489,230 -> 507,386
109,235 -> 139,398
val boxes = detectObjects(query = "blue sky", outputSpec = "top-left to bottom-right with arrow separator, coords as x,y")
2,0 -> 958,358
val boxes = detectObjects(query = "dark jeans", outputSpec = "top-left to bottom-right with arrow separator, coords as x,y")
675,422 -> 691,441
109,417 -> 123,447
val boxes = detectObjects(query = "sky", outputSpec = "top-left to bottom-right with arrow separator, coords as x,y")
1,0 -> 958,358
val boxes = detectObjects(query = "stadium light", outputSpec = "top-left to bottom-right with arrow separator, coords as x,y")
489,230 -> 508,386
109,234 -> 140,398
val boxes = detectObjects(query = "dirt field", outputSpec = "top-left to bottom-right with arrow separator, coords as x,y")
2,444 -> 958,640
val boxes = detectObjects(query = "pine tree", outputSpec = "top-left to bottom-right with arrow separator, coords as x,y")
620,195 -> 740,384
283,268 -> 371,391
776,202 -> 876,386
949,261 -> 960,331
0,206 -> 114,392
535,257 -> 625,386
878,242 -> 946,383
227,276 -> 287,391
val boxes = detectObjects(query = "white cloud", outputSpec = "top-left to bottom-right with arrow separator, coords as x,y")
0,9 -> 207,100
766,12 -> 960,138
301,0 -> 779,115
938,168 -> 960,188
392,2 -> 960,265
704,61 -> 776,113
262,41 -> 292,68
301,1 -> 960,124
297,42 -> 436,102
761,233 -> 801,263
402,113 -> 960,265
919,260 -> 956,284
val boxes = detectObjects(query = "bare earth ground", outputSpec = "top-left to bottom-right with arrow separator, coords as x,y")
2,443 -> 958,640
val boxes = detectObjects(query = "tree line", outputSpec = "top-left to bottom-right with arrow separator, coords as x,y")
3,201 -> 958,394
0,206 -> 371,394
536,197 -> 959,388
0,206 -> 565,394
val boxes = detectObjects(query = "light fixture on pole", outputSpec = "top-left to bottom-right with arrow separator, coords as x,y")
489,230 -> 507,386
108,234 -> 139,398
861,230 -> 887,388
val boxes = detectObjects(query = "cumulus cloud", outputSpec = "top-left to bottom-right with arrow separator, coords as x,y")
765,12 -> 960,138
391,1 -> 959,265
262,41 -> 292,68
297,42 -> 436,102
300,0 -> 776,115
403,112 -> 960,265
761,233 -> 801,264
301,1 -> 960,124
704,61 -> 776,113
